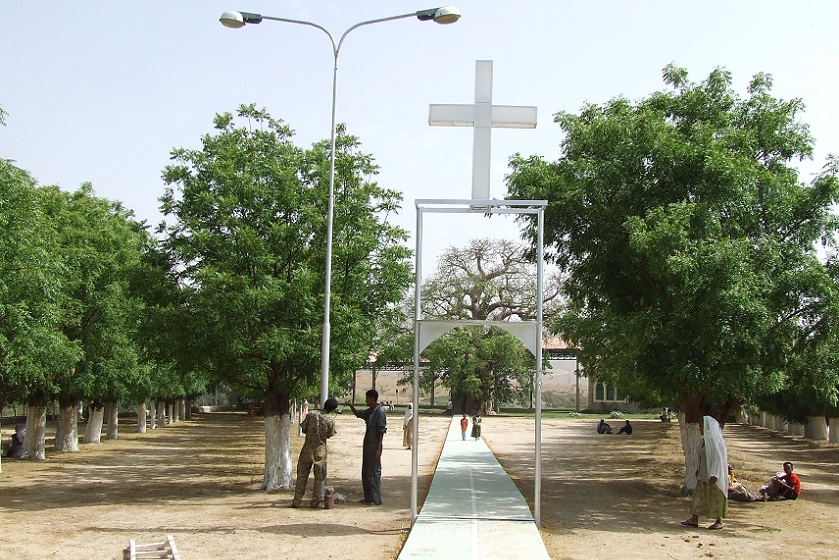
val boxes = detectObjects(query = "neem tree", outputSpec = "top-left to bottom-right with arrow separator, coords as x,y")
160,105 -> 412,490
507,65 -> 839,491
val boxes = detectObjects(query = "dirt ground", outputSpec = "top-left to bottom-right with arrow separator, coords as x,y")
1,412 -> 837,560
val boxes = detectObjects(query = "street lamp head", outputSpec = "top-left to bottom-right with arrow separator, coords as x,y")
416,6 -> 461,24
219,10 -> 263,28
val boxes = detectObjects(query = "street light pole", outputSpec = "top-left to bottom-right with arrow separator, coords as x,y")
220,7 -> 461,407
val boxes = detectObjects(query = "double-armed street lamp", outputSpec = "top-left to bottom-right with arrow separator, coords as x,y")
219,7 -> 461,408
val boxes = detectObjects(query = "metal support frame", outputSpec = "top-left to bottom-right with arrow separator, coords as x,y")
410,198 -> 547,526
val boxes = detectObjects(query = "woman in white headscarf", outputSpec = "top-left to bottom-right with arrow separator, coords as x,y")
681,415 -> 728,530
402,403 -> 414,449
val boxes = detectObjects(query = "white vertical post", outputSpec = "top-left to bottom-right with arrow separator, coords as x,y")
535,206 -> 544,526
411,206 -> 425,525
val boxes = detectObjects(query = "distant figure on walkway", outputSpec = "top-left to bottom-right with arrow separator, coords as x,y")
681,416 -> 728,530
301,400 -> 309,422
660,408 -> 672,422
471,412 -> 482,440
596,419 -> 612,434
761,461 -> 801,501
617,420 -> 633,435
347,389 -> 387,505
291,397 -> 338,508
402,403 -> 414,449
446,400 -> 453,416
460,414 -> 469,441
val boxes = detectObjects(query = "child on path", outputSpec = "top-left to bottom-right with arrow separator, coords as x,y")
460,414 -> 469,441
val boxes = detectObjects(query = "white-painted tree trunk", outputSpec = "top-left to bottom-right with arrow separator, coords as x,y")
168,402 -> 175,424
179,399 -> 186,421
106,401 -> 119,440
774,415 -> 786,432
173,399 -> 181,423
86,406 -> 104,444
184,398 -> 192,420
680,420 -> 701,495
23,405 -> 47,460
759,411 -> 769,428
55,400 -> 80,452
786,422 -> 803,436
828,417 -> 839,443
136,400 -> 147,433
262,413 -> 293,491
157,400 -> 166,427
678,411 -> 687,451
804,415 -> 828,441
149,401 -> 157,430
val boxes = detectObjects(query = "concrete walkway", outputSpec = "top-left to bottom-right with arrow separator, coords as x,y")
398,417 -> 551,559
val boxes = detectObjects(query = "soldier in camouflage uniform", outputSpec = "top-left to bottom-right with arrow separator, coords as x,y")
291,397 -> 338,508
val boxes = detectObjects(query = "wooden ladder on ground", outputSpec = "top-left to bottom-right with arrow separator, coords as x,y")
126,535 -> 180,560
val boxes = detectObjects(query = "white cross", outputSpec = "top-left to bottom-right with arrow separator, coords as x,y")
429,60 -> 537,200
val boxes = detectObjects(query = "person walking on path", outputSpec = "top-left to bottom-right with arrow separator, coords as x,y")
402,403 -> 414,449
291,397 -> 338,508
681,416 -> 728,530
460,413 -> 469,441
347,389 -> 387,505
471,411 -> 482,440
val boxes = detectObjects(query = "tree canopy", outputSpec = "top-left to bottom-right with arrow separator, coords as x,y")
507,65 -> 839,423
159,105 -> 413,488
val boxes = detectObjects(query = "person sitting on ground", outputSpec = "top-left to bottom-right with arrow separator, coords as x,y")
596,419 -> 612,434
727,465 -> 762,502
8,424 -> 25,458
761,461 -> 801,501
617,420 -> 633,435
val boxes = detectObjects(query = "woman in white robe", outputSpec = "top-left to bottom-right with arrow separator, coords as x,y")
681,415 -> 728,529
402,403 -> 414,449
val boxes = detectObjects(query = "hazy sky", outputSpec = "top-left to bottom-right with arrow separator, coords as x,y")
3,1 -> 839,274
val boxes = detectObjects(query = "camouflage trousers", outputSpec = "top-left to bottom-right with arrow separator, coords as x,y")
292,449 -> 327,508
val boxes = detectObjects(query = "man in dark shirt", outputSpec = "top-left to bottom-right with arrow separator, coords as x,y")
347,389 -> 387,505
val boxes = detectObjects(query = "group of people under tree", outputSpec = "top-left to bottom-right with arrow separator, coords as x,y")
596,419 -> 632,435
682,416 -> 803,531
292,389 -> 387,509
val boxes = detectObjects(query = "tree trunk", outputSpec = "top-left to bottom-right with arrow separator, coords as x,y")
168,401 -> 175,425
680,420 -> 701,495
149,400 -> 157,430
157,399 -> 166,427
137,400 -> 147,433
173,399 -> 181,423
23,404 -> 47,460
86,405 -> 104,444
106,400 -> 119,440
759,411 -> 769,428
261,392 -> 293,491
829,417 -> 839,444
184,398 -> 192,420
786,422 -> 803,436
54,397 -> 80,452
804,415 -> 828,440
